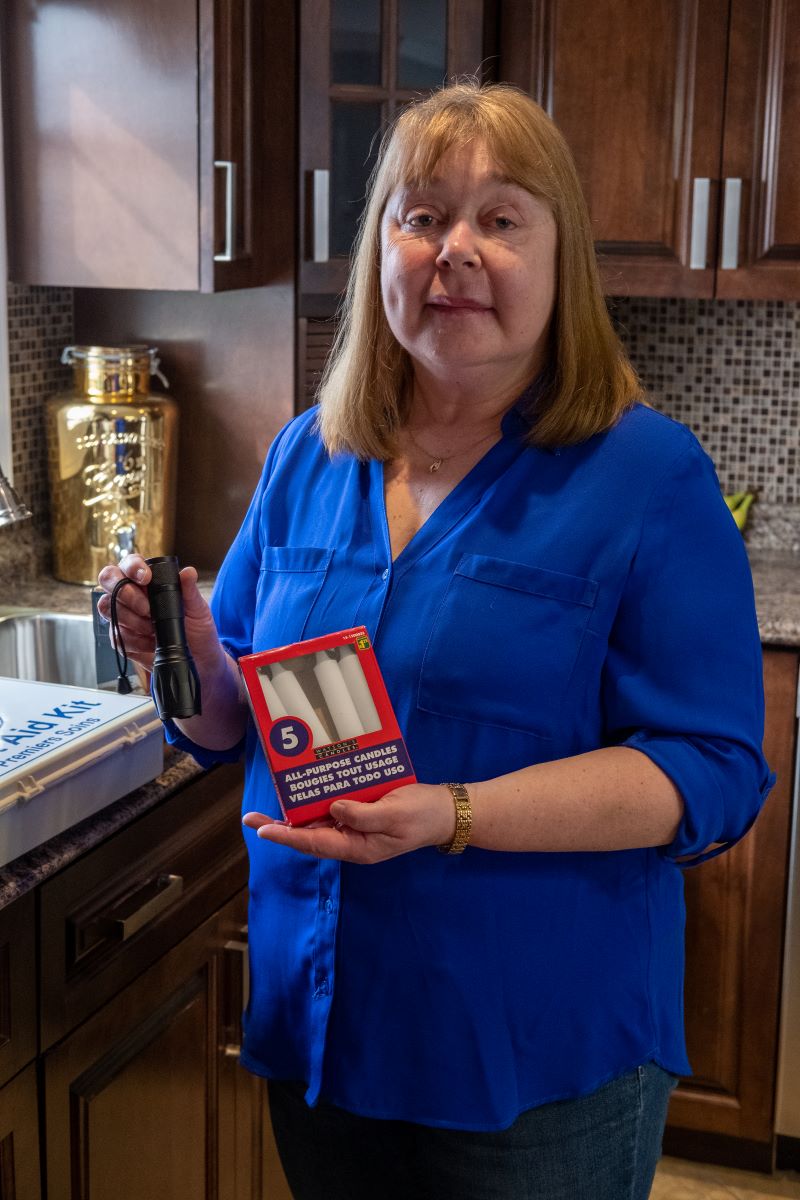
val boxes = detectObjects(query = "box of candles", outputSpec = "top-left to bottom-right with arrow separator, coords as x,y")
238,627 -> 416,825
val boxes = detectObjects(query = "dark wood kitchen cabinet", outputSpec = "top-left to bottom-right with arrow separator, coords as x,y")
0,1065 -> 41,1200
1,0 -> 294,292
0,893 -> 40,1200
500,0 -> 800,299
0,760 -> 291,1199
664,646 -> 799,1169
299,0 -> 495,313
44,889 -> 249,1200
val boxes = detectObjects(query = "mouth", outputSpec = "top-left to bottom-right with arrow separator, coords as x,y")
426,297 -> 492,313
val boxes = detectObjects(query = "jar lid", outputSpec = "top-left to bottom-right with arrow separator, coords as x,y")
61,345 -> 169,389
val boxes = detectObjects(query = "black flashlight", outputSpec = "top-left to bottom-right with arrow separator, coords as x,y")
146,555 -> 202,720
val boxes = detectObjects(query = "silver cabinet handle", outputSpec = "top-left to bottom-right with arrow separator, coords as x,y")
113,873 -> 184,942
214,160 -> 237,262
313,169 -> 330,263
689,178 -> 710,269
721,177 -> 742,270
222,930 -> 249,1060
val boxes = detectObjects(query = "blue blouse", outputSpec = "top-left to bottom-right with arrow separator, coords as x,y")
169,397 -> 775,1131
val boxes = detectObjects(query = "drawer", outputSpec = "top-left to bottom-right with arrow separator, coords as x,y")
0,891 -> 36,1087
40,761 -> 247,1050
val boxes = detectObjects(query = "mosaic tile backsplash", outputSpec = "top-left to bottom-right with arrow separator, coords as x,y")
0,283 -> 73,576
1,289 -> 799,581
611,297 -> 800,552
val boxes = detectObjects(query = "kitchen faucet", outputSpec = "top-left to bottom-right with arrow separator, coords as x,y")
0,461 -> 32,526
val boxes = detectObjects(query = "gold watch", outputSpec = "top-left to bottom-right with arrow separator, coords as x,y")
438,783 -> 472,855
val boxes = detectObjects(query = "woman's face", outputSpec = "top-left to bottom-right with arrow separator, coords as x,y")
380,139 -> 557,392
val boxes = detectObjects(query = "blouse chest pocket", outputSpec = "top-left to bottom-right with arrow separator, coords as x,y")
253,545 -> 333,651
417,554 -> 598,740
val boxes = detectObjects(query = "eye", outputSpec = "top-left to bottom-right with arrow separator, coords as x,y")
404,211 -> 436,229
492,215 -> 516,231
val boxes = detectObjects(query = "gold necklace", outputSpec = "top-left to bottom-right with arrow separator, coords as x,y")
404,426 -> 498,474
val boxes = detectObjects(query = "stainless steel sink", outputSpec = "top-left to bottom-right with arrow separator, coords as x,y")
0,610 -> 100,687
0,608 -> 143,691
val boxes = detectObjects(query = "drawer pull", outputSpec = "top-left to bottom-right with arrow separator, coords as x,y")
111,873 -> 184,942
222,930 -> 249,1060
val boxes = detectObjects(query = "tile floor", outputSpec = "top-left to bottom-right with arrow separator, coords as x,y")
652,1157 -> 800,1199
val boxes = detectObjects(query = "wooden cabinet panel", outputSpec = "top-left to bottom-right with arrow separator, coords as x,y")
500,0 -> 728,297
3,0 -> 201,290
40,762 -> 247,1050
2,0 -> 294,292
0,1063 -> 41,1200
666,648 -> 799,1161
0,893 -> 36,1091
499,0 -> 800,299
715,0 -> 800,299
44,889 -> 249,1200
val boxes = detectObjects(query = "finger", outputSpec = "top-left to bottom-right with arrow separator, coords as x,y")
328,798 -> 395,833
96,588 -> 151,624
96,573 -> 152,622
254,822 -> 352,859
108,628 -> 155,658
242,811 -> 285,830
119,554 -> 152,584
178,565 -> 213,621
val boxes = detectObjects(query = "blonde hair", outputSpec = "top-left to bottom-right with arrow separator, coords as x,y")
316,81 -> 642,459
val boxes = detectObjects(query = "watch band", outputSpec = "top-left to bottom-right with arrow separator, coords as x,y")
438,782 -> 472,855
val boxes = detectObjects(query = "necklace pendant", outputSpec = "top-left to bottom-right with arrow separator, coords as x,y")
429,459 -> 443,473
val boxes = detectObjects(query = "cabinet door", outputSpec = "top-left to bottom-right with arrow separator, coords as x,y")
2,0 -> 293,292
40,762 -> 246,1051
199,0 -> 296,292
500,0 -> 729,297
664,648 -> 799,1166
44,890 -> 248,1200
0,1064 -> 41,1200
714,0 -> 800,299
2,0 -> 202,290
299,0 -> 489,311
218,929 -> 293,1200
0,892 -> 36,1091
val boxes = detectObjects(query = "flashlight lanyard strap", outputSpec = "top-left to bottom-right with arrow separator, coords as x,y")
109,577 -> 135,694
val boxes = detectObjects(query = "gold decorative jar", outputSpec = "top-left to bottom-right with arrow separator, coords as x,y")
46,346 -> 178,584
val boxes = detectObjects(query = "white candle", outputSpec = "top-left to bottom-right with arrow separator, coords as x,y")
313,650 -> 365,740
257,668 -> 287,718
269,661 -> 332,747
338,645 -> 382,734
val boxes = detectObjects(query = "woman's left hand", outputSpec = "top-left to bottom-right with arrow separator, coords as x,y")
242,783 -> 456,863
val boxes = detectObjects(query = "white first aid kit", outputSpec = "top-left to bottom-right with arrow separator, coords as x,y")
0,678 -> 164,869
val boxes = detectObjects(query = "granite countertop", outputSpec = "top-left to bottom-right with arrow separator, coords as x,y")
0,747 -> 206,909
748,550 -> 800,647
0,548 -> 797,907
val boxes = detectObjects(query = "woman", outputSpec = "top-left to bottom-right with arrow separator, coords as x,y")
98,83 -> 775,1199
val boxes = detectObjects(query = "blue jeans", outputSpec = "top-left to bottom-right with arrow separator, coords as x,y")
267,1063 -> 678,1200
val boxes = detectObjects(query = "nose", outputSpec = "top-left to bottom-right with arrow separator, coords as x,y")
435,220 -> 481,271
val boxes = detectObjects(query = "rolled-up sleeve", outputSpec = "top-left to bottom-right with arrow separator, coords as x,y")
601,437 -> 776,866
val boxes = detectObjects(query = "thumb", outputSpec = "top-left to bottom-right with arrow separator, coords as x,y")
329,799 -> 391,832
179,565 -> 212,619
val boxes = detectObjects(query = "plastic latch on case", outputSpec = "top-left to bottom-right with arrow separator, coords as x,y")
16,776 -> 46,805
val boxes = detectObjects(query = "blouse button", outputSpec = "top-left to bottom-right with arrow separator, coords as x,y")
381,568 -> 389,581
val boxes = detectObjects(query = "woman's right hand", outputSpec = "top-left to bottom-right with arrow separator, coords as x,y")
97,555 -> 248,750
96,555 -> 226,681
